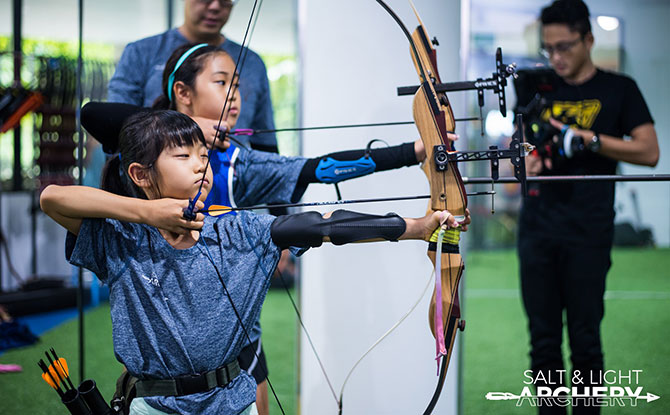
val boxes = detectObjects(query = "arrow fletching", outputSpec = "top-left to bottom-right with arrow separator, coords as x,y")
204,205 -> 233,216
41,370 -> 60,389
38,359 -> 64,397
50,348 -> 75,390
52,358 -> 69,381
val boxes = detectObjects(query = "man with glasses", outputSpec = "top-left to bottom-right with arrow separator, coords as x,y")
516,1 -> 659,414
107,1 -> 277,414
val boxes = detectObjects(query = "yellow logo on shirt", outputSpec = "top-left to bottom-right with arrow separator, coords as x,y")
540,100 -> 602,129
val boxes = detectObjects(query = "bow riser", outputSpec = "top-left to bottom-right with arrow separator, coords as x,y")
412,86 -> 466,216
410,41 -> 456,142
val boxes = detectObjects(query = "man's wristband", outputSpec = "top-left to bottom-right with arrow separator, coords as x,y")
587,133 -> 601,153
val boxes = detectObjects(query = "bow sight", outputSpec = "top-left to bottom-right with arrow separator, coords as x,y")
398,47 -> 533,204
397,47 -> 518,133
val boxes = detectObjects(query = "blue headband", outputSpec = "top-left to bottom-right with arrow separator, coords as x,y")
167,43 -> 209,102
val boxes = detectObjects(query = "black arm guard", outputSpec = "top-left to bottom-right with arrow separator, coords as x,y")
270,210 -> 406,249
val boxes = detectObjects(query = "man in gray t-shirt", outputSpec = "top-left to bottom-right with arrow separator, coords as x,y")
108,0 -> 277,151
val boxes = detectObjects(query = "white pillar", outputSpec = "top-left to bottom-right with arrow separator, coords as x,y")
298,1 -> 462,413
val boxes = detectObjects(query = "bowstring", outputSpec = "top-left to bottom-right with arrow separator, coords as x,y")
187,1 -> 287,413
338,270 -> 435,415
194,0 -> 262,200
199,238 -> 285,414
273,265 -> 341,406
219,3 -> 342,410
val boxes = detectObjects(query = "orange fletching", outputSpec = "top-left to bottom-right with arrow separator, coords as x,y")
53,357 -> 69,379
206,205 -> 233,216
41,371 -> 60,389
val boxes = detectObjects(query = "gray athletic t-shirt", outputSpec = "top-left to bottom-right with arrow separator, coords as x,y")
66,212 -> 284,414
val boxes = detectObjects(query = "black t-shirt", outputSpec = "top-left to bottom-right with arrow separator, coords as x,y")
514,69 -> 654,245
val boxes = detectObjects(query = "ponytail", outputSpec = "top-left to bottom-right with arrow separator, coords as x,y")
101,155 -> 127,196
152,94 -> 172,110
101,154 -> 143,199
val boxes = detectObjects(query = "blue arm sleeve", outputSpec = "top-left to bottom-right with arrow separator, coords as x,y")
233,148 -> 307,207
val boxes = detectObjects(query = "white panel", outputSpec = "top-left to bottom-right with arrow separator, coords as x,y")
298,1 -> 462,414
0,192 -> 71,291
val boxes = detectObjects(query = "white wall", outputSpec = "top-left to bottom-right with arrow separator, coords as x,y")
0,192 -> 71,291
298,0 -> 462,413
593,0 -> 670,246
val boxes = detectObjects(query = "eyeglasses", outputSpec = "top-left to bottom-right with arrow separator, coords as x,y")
196,0 -> 236,7
539,38 -> 582,59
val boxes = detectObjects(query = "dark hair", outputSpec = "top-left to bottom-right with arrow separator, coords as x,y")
101,110 -> 207,199
153,43 -> 228,110
540,0 -> 592,37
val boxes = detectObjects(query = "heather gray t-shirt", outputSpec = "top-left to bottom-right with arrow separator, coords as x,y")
205,146 -> 307,344
66,213 -> 289,414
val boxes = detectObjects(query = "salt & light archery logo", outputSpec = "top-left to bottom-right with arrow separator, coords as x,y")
485,370 -> 660,409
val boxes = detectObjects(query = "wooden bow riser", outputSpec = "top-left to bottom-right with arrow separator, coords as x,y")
413,76 -> 467,356
412,86 -> 466,216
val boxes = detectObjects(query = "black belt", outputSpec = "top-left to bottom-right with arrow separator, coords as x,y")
134,360 -> 240,398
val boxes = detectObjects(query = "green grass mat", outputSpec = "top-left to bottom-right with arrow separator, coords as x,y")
0,288 -> 297,415
464,248 -> 670,415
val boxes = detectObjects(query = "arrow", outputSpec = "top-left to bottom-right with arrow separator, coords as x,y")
202,191 -> 495,216
38,359 -> 64,398
484,391 -> 661,402
638,393 -> 660,403
486,392 -> 522,400
49,348 -> 75,390
228,117 -> 479,136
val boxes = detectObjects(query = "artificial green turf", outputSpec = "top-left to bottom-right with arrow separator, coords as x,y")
260,286 -> 298,415
0,288 -> 297,415
0,303 -> 120,415
463,248 -> 670,415
1,249 -> 668,414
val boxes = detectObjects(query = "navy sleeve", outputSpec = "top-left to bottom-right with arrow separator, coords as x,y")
233,148 -> 308,206
247,58 -> 277,151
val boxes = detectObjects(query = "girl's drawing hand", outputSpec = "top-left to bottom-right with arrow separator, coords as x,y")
191,116 -> 231,150
144,199 -> 205,234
